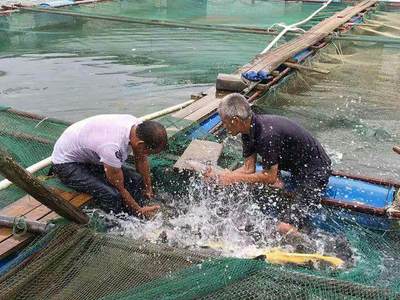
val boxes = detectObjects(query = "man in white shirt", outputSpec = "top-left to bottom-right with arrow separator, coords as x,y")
51,114 -> 168,219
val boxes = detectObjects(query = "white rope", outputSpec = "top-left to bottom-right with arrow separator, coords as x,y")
261,0 -> 333,54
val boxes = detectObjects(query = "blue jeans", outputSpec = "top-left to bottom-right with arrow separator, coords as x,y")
52,163 -> 145,214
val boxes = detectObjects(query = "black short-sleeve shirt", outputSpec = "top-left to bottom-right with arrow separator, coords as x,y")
242,114 -> 331,176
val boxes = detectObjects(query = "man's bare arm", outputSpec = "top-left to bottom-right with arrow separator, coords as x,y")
233,154 -> 256,174
104,164 -> 159,217
134,154 -> 153,198
220,164 -> 279,185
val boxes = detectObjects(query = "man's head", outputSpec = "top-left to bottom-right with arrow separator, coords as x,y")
218,93 -> 252,136
131,120 -> 168,155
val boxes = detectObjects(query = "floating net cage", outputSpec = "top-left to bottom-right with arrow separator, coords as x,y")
1,1 -> 400,299
1,221 -> 400,299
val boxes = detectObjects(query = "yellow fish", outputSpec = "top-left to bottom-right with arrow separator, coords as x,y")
263,248 -> 344,268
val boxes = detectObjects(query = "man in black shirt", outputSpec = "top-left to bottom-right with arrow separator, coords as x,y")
205,93 -> 331,234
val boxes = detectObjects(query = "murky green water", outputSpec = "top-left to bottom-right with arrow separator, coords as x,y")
0,0 -> 333,121
0,1 -> 399,179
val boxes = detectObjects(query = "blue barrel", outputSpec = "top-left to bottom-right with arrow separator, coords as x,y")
325,176 -> 396,209
255,165 -> 396,209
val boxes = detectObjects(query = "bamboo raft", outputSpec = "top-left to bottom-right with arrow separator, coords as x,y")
0,0 -> 380,259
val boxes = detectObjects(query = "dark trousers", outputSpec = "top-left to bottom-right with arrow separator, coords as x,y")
52,163 -> 145,214
280,168 -> 331,229
258,167 -> 331,229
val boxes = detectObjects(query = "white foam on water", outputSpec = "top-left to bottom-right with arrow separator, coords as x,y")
107,177 -> 281,258
103,177 -> 351,261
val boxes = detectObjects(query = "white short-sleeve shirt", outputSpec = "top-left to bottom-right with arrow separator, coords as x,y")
51,114 -> 141,168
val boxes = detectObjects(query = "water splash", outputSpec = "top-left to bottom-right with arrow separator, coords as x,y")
102,177 -> 353,263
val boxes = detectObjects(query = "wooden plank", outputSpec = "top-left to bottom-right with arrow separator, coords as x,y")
43,193 -> 92,221
0,235 -> 34,260
0,195 -> 41,216
174,140 -> 223,172
172,87 -> 216,119
166,0 -> 378,136
0,147 -> 89,224
242,0 -> 377,74
0,192 -> 74,244
0,192 -> 89,259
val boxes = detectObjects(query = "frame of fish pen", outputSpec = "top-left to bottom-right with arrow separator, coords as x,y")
154,7 -> 400,231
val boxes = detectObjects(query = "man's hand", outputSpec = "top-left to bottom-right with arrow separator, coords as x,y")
203,165 -> 217,182
137,205 -> 160,219
215,171 -> 235,186
143,189 -> 155,200
270,177 -> 284,189
203,167 -> 234,186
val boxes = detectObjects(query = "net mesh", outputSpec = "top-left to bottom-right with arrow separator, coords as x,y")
1,222 -> 400,300
1,5 -> 400,300
0,108 -> 68,207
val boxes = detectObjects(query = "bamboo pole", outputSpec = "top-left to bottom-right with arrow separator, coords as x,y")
0,147 -> 88,224
21,7 -> 281,36
139,99 -> 195,121
356,26 -> 400,38
0,157 -> 52,190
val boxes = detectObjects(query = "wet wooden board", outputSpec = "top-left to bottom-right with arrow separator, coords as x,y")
0,191 -> 92,259
174,140 -> 223,172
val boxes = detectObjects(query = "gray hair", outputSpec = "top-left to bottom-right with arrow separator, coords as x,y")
218,93 -> 251,120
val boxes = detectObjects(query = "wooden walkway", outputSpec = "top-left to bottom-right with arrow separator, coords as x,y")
162,0 -> 378,137
0,191 -> 91,259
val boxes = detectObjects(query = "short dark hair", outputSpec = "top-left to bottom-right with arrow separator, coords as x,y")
136,121 -> 168,151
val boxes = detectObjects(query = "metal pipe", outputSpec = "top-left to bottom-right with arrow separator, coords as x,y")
0,215 -> 55,234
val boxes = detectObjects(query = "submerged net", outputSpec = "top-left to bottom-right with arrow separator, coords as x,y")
0,107 -> 69,207
1,221 -> 400,299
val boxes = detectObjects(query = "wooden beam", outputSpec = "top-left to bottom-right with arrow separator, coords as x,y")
0,192 -> 74,244
283,61 -> 330,74
174,140 -> 223,172
332,171 -> 400,189
0,147 -> 88,224
0,192 -> 91,259
239,0 -> 378,74
165,0 -> 378,137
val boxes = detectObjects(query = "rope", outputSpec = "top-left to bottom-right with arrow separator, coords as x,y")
12,216 -> 28,236
261,0 -> 334,54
